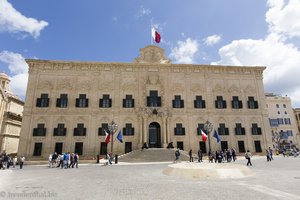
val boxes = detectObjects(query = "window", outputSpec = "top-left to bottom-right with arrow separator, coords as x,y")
235,123 -> 245,135
100,142 -> 107,155
100,94 -> 112,108
276,104 -> 279,108
98,123 -> 108,136
277,118 -> 284,125
74,124 -> 86,136
54,124 -> 66,136
269,119 -> 279,127
33,124 -> 46,136
123,123 -> 134,136
172,95 -> 184,108
194,96 -> 206,109
232,96 -> 243,109
177,141 -> 184,150
76,94 -> 88,108
75,142 -> 83,155
287,130 -> 293,136
36,93 -> 49,107
254,141 -> 262,152
218,123 -> 229,135
215,96 -> 226,109
197,124 -> 205,135
174,123 -> 185,135
247,96 -> 258,109
283,104 -> 286,108
284,118 -> 291,125
125,142 -> 132,154
199,142 -> 206,153
278,111 -> 280,114
56,94 -> 68,108
221,141 -> 228,151
284,111 -> 287,114
55,143 -> 63,154
123,95 -> 134,108
238,141 -> 246,153
33,143 -> 43,156
147,90 -> 161,107
251,123 -> 262,135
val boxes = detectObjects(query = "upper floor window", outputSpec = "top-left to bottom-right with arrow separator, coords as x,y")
197,123 -> 205,135
76,94 -> 88,108
99,94 -> 112,108
194,96 -> 206,109
54,123 -> 66,136
269,119 -> 279,127
287,130 -> 293,136
98,123 -> 108,136
278,111 -> 280,114
251,123 -> 262,135
33,123 -> 46,136
218,123 -> 229,135
56,94 -> 68,108
247,96 -> 258,109
174,123 -> 185,135
284,118 -> 291,125
278,118 -> 284,125
36,93 -> 49,107
147,90 -> 161,107
283,104 -> 286,108
235,123 -> 245,135
74,123 -> 86,136
276,104 -> 279,108
123,123 -> 135,136
123,95 -> 134,108
172,95 -> 184,108
215,96 -> 226,109
232,96 -> 243,109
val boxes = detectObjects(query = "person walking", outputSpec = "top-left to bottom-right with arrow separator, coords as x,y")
268,147 -> 274,160
106,153 -> 112,165
189,149 -> 193,162
197,149 -> 203,162
245,150 -> 252,166
266,149 -> 271,162
232,148 -> 236,162
19,156 -> 25,169
174,149 -> 180,163
74,153 -> 79,168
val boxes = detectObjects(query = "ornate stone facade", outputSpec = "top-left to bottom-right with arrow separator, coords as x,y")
18,46 -> 272,160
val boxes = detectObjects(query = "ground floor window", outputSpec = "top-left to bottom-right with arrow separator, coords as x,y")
221,141 -> 228,151
100,142 -> 107,155
177,141 -> 184,150
254,141 -> 262,152
238,141 -> 245,153
75,142 -> 83,155
55,142 -> 63,154
33,143 -> 43,156
199,141 -> 207,153
125,142 -> 132,154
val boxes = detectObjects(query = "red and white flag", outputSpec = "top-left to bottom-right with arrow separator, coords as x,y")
201,130 -> 208,142
105,131 -> 110,144
151,27 -> 161,43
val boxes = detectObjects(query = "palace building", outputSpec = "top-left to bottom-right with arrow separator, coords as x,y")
18,45 -> 272,160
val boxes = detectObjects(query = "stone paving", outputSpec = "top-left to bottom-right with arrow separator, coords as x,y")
0,156 -> 300,200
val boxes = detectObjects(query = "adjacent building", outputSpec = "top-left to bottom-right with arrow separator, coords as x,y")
293,108 -> 300,148
265,93 -> 299,150
18,45 -> 272,160
0,73 -> 24,154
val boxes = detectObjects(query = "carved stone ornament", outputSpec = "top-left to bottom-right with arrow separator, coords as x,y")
191,83 -> 203,92
172,83 -> 184,92
134,45 -> 171,64
228,84 -> 240,93
37,80 -> 54,90
244,85 -> 255,93
148,74 -> 159,85
213,83 -> 225,92
78,79 -> 91,91
57,78 -> 73,90
74,136 -> 86,141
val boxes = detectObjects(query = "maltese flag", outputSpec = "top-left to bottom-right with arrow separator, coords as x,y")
201,130 -> 208,142
151,27 -> 161,43
105,131 -> 110,144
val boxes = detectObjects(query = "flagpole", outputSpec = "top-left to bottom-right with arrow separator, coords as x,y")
151,24 -> 153,45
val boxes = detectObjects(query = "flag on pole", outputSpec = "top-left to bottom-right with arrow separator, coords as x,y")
213,130 -> 221,143
117,130 -> 123,143
151,27 -> 161,43
201,130 -> 208,142
105,130 -> 110,144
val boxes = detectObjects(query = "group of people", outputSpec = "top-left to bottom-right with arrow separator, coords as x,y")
207,149 -> 237,163
0,152 -> 25,169
265,147 -> 274,162
48,152 -> 79,169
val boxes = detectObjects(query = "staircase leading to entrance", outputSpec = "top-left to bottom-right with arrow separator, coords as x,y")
118,148 -> 190,163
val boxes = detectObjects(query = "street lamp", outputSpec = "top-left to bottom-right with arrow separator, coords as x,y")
108,120 -> 118,156
204,120 -> 213,154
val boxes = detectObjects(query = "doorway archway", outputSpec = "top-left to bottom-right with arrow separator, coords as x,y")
148,122 -> 161,148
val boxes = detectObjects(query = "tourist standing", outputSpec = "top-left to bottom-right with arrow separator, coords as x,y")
174,149 -> 180,163
232,148 -> 236,162
266,149 -> 271,161
189,149 -> 193,162
19,156 -> 25,169
245,150 -> 252,166
269,147 -> 274,160
197,149 -> 203,162
74,153 -> 79,168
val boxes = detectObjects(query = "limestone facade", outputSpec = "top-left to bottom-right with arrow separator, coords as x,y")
18,46 -> 272,160
293,108 -> 300,148
265,93 -> 299,150
0,73 -> 24,154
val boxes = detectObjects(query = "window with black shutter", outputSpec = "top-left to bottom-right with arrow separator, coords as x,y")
98,123 -> 108,136
147,90 -> 161,107
54,123 -> 66,136
251,123 -> 262,135
33,124 -> 46,136
56,94 -> 68,108
123,95 -> 134,108
99,94 -> 112,108
254,141 -> 262,152
172,95 -> 184,108
76,94 -> 88,108
197,123 -> 205,135
36,93 -> 49,107
74,123 -> 86,136
247,96 -> 258,109
174,123 -> 185,135
75,142 -> 83,155
232,96 -> 242,109
218,123 -> 229,135
215,96 -> 226,109
123,123 -> 134,136
194,96 -> 206,109
235,123 -> 245,135
33,143 -> 43,156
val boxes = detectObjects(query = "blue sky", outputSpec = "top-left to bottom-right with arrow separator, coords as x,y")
0,0 -> 300,107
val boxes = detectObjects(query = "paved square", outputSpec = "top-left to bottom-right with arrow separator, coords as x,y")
0,156 -> 300,200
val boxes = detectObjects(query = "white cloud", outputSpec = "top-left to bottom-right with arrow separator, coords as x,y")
213,0 -> 300,107
0,51 -> 28,99
135,5 -> 151,18
203,34 -> 221,46
170,38 -> 198,64
0,0 -> 48,38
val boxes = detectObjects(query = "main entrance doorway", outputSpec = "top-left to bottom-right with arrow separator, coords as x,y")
148,122 -> 161,148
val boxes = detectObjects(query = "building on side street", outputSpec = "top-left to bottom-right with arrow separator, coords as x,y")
265,93 -> 299,151
0,73 -> 24,155
293,108 -> 300,149
18,45 -> 272,160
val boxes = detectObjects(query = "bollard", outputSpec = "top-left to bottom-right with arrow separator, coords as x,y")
96,154 -> 100,163
115,154 -> 118,164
